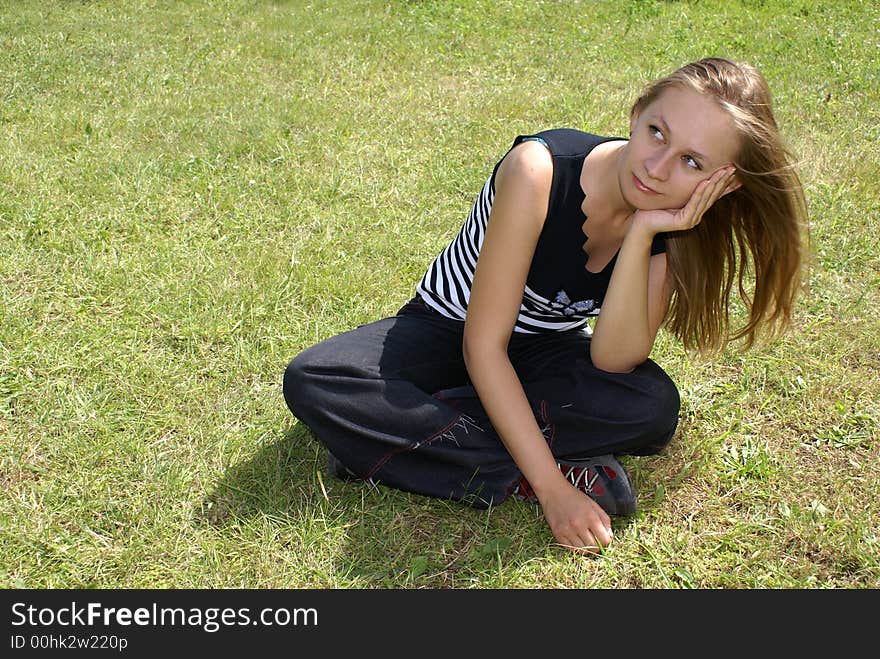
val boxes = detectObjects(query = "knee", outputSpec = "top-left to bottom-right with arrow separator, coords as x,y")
634,366 -> 680,454
651,370 -> 680,430
283,349 -> 322,418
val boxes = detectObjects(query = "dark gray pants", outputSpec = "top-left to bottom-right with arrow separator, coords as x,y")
283,297 -> 680,508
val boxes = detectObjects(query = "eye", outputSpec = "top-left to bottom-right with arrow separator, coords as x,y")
649,125 -> 664,141
683,155 -> 702,170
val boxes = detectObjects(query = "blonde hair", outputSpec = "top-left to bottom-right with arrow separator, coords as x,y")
631,58 -> 807,353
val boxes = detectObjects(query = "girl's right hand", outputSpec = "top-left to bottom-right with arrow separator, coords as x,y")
539,481 -> 614,555
631,165 -> 738,236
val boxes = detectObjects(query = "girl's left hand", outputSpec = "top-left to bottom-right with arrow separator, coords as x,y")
633,166 -> 738,235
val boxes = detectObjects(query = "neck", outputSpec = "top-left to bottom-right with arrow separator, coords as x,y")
584,141 -> 636,222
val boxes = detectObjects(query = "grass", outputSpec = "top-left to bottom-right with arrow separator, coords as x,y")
1,0 -> 878,588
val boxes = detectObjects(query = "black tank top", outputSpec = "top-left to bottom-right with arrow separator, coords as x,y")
416,128 -> 666,333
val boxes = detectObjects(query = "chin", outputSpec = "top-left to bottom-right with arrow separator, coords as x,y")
641,198 -> 676,211
624,191 -> 665,212
627,186 -> 690,212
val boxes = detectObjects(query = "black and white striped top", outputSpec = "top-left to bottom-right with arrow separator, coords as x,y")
416,129 -> 666,334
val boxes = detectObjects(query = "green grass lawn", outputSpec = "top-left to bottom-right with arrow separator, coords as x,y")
2,0 -> 878,588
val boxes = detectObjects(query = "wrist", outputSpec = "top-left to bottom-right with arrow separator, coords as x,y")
626,214 -> 660,242
530,468 -> 571,503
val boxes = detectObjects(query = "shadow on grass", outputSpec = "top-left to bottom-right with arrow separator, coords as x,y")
196,424 -> 666,586
196,424 -> 322,527
196,423 -> 627,585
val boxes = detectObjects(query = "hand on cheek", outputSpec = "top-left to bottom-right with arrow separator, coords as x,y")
633,167 -> 738,235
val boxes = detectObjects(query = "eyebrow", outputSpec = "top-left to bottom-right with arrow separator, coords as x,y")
658,116 -> 709,164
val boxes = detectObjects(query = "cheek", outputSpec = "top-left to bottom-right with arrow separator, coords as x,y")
668,176 -> 702,207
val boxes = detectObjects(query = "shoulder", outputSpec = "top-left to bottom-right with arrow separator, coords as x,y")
527,128 -> 611,157
495,139 -> 553,193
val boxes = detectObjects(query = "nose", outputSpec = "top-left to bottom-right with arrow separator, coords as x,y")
645,149 -> 673,182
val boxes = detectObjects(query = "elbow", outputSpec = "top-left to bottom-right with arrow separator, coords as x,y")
591,358 -> 637,375
461,332 -> 483,370
589,344 -> 644,374
462,335 -> 476,369
462,330 -> 505,373
589,326 -> 655,373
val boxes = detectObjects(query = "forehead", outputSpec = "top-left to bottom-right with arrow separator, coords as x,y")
643,86 -> 740,164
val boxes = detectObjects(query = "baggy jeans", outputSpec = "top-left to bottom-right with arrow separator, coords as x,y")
283,296 -> 680,509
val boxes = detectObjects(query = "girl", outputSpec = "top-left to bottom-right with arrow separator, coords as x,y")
283,58 -> 805,554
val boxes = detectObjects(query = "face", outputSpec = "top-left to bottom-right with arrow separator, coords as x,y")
619,85 -> 741,211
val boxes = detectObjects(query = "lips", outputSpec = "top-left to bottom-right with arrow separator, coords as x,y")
632,174 -> 660,195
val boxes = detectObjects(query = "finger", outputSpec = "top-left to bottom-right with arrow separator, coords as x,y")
584,496 -> 613,538
711,167 -> 737,191
554,534 -> 600,555
556,539 -> 602,556
590,523 -> 614,548
718,169 -> 740,198
686,172 -> 723,212
686,168 -> 735,220
557,525 -> 607,554
705,172 -> 738,207
712,167 -> 737,195
575,523 -> 612,551
702,167 -> 734,203
679,179 -> 714,226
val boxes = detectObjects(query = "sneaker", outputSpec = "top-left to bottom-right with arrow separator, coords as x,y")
513,454 -> 637,516
326,451 -> 359,481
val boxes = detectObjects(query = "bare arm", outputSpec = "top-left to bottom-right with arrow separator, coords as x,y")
589,227 -> 671,373
590,165 -> 739,373
463,141 -> 614,553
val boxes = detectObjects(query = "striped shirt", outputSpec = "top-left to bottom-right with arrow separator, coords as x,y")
416,129 -> 665,334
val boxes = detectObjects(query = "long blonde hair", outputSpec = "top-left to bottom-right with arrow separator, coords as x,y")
631,58 -> 806,353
